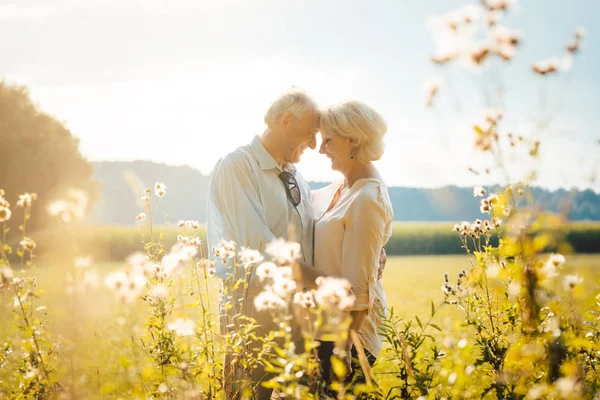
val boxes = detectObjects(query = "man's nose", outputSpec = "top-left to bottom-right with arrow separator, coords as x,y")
308,135 -> 317,150
318,140 -> 325,154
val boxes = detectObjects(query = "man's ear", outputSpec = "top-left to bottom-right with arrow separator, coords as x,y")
281,112 -> 293,127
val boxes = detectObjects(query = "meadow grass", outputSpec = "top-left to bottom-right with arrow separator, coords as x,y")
1,254 -> 598,397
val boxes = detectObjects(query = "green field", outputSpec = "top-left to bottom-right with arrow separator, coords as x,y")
1,254 -> 599,397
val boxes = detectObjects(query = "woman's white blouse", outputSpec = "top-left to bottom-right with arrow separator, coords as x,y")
312,178 -> 394,357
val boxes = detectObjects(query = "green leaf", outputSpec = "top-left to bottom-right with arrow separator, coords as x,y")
430,324 -> 442,332
431,301 -> 435,317
415,316 -> 423,329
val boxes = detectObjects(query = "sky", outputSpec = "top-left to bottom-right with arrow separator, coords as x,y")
1,0 -> 599,191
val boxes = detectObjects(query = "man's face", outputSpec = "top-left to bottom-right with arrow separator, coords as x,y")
284,110 -> 319,164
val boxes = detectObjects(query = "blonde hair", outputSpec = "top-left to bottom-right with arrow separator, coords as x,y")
264,87 -> 318,126
320,101 -> 387,163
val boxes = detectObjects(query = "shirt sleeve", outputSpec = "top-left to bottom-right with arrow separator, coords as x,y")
206,152 -> 277,258
341,186 -> 390,312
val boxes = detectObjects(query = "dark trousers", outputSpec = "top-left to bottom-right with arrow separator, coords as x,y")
317,340 -> 376,398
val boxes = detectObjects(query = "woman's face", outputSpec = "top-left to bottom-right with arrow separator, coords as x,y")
319,130 -> 353,172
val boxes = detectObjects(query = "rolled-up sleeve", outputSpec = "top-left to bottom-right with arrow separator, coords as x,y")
341,189 -> 389,312
207,153 -> 276,276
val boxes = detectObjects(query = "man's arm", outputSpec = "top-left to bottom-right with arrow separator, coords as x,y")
207,153 -> 277,271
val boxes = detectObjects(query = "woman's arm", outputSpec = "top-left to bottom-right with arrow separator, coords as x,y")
341,188 -> 390,327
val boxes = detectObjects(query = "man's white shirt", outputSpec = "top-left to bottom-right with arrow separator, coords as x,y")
206,135 -> 314,282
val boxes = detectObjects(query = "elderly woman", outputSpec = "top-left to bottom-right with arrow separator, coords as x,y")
312,100 -> 393,392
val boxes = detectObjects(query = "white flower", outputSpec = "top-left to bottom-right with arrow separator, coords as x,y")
150,284 -> 168,300
1,266 -> 14,281
265,238 -> 301,265
74,256 -> 93,269
177,220 -> 186,227
465,364 -> 475,375
168,318 -> 195,336
486,263 -> 501,278
16,193 -> 35,208
272,278 -> 296,298
556,377 -> 578,396
507,282 -> 521,299
0,206 -> 11,222
293,291 -> 315,308
154,182 -> 166,197
256,262 -> 277,281
473,186 -> 486,197
104,270 -> 147,303
238,247 -> 263,269
527,385 -> 545,399
213,240 -> 236,263
314,277 -> 355,310
253,289 -> 287,311
19,237 -> 36,251
83,269 -> 100,289
448,372 -> 457,385
136,213 -> 146,221
458,339 -> 467,348
563,274 -> 583,290
548,253 -> 566,268
274,266 -> 293,281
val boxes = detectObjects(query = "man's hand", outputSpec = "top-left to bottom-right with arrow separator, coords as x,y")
377,247 -> 387,280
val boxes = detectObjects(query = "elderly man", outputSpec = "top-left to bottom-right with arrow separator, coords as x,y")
207,88 -> 386,399
207,88 -> 322,399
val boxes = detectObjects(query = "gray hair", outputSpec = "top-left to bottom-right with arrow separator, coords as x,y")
264,88 -> 318,126
320,101 -> 387,163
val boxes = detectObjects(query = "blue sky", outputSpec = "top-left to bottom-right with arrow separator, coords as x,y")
1,0 -> 599,190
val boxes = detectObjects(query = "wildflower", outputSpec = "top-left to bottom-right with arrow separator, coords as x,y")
486,263 -> 501,278
492,217 -> 502,227
0,206 -> 11,222
149,284 -> 168,300
16,193 -> 36,208
314,277 -> 356,310
424,77 -> 443,107
136,213 -> 146,221
104,270 -> 147,303
486,193 -> 500,205
189,220 -> 200,230
556,377 -> 579,397
506,282 -> 521,300
1,266 -> 13,283
518,188 -> 524,196
74,256 -> 93,269
254,289 -> 287,311
154,182 -> 166,197
272,278 -> 297,298
178,220 -> 186,227
442,283 -> 453,295
473,186 -> 486,197
83,269 -> 100,289
265,238 -> 301,265
458,339 -> 467,348
207,266 -> 216,277
480,200 -> 491,213
239,247 -> 263,269
548,253 -> 566,268
167,318 -> 195,336
563,274 -> 583,290
448,372 -> 457,385
466,364 -> 475,375
293,291 -> 315,308
443,272 -> 449,282
452,223 -> 460,232
256,262 -> 277,281
19,237 -> 36,251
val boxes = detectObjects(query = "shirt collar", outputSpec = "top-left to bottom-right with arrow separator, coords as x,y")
249,135 -> 297,175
